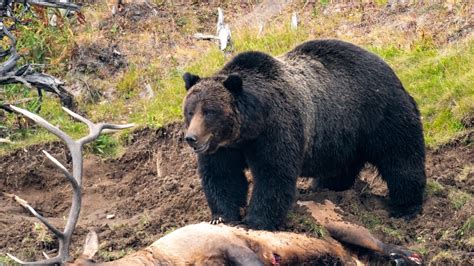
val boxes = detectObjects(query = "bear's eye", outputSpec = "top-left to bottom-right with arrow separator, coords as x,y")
203,110 -> 217,116
187,111 -> 194,117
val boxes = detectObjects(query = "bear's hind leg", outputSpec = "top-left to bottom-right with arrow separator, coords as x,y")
375,156 -> 426,217
198,148 -> 248,223
315,161 -> 364,191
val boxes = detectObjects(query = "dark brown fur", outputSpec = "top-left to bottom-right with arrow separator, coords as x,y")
183,39 -> 426,230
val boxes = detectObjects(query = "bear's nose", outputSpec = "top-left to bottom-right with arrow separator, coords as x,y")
185,134 -> 198,146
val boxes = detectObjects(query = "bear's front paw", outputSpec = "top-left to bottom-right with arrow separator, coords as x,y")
209,217 -> 225,225
242,217 -> 276,231
227,221 -> 249,230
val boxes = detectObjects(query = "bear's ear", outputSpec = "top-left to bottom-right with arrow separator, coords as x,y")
183,72 -> 200,90
223,74 -> 242,93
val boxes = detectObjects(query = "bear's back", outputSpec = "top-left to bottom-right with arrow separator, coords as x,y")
286,39 -> 386,70
219,51 -> 284,80
284,39 -> 403,92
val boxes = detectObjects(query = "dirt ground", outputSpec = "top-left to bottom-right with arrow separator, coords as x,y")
1,124 -> 472,264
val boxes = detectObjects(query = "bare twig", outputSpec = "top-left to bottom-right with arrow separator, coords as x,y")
0,138 -> 13,143
193,8 -> 232,51
291,12 -> 298,30
193,33 -> 220,40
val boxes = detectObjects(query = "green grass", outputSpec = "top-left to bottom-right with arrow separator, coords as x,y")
86,134 -> 120,157
0,255 -> 18,266
0,97 -> 128,156
448,190 -> 472,210
457,215 -> 474,238
413,246 -> 428,256
133,31 -> 473,146
431,251 -> 455,263
456,165 -> 473,182
11,12 -> 75,75
98,249 -> 132,262
380,226 -> 403,241
374,39 -> 474,146
235,26 -> 309,56
425,180 -> 445,197
117,68 -> 140,99
287,211 -> 325,238
359,211 -> 382,230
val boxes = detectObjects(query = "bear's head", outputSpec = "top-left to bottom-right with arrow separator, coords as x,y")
182,72 -> 242,154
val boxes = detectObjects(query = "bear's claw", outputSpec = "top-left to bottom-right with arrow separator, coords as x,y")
210,217 -> 225,225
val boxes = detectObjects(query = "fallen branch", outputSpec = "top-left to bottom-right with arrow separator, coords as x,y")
193,8 -> 232,51
0,67 -> 76,111
193,33 -> 220,40
0,14 -> 76,111
0,138 -> 12,144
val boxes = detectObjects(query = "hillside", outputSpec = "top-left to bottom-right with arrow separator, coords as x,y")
0,1 -> 473,264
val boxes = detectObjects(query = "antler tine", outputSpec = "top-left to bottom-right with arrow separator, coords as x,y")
11,193 -> 63,238
43,150 -> 79,191
79,122 -> 135,146
7,105 -> 132,265
62,106 -> 94,129
7,253 -> 62,265
61,106 -> 135,145
2,192 -> 64,239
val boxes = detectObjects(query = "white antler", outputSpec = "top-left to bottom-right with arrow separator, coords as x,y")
5,105 -> 134,265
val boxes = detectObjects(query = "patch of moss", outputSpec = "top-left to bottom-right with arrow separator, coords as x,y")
380,226 -> 403,241
360,212 -> 382,230
448,190 -> 472,210
457,215 -> 474,238
0,255 -> 18,266
287,211 -> 325,238
425,180 -> 445,197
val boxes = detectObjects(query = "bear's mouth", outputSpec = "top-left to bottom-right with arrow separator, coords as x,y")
192,135 -> 213,154
193,141 -> 210,153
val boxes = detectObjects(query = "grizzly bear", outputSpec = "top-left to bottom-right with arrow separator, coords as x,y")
182,39 -> 426,230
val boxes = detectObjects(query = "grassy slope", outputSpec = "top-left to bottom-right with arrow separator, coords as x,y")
0,2 -> 472,264
1,1 -> 473,153
374,38 -> 473,145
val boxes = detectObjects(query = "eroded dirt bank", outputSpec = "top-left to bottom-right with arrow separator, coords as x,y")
1,126 -> 473,264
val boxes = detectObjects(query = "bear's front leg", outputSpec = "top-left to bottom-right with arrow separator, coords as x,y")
243,141 -> 301,230
198,148 -> 248,224
244,172 -> 297,230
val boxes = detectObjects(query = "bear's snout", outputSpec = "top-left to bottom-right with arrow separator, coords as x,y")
184,127 -> 213,153
185,134 -> 198,146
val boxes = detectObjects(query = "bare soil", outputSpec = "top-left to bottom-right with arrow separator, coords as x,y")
1,125 -> 472,264
0,123 -> 208,261
70,43 -> 127,78
299,131 -> 474,265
